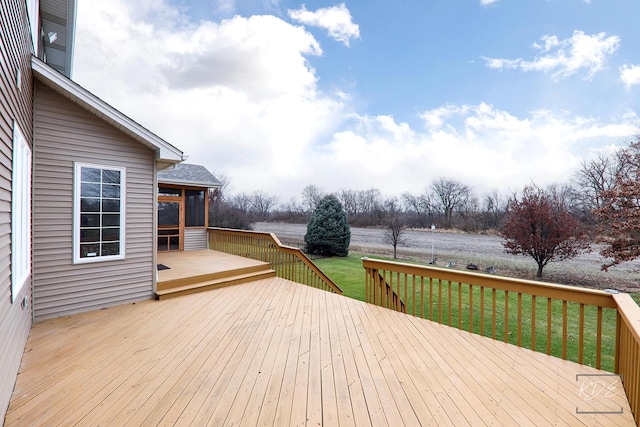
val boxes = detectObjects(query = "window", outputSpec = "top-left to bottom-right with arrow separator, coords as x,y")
11,123 -> 31,302
185,189 -> 205,227
74,163 -> 125,263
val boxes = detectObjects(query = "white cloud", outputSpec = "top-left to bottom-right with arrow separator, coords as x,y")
620,64 -> 640,89
480,0 -> 499,5
72,1 -> 639,202
74,0 -> 344,196
288,3 -> 360,47
483,30 -> 620,80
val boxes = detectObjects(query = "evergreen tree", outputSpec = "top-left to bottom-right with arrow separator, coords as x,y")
304,195 -> 351,256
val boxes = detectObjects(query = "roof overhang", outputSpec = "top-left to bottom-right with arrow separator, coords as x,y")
32,56 -> 184,164
40,0 -> 77,78
158,178 -> 222,189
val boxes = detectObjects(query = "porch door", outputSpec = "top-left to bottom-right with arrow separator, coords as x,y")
158,197 -> 183,251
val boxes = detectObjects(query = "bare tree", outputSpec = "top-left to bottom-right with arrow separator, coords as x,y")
337,188 -> 358,219
382,198 -> 407,259
482,189 -> 506,229
230,193 -> 252,213
249,191 -> 278,220
431,177 -> 473,228
402,191 -> 433,227
301,185 -> 324,213
574,154 -> 619,212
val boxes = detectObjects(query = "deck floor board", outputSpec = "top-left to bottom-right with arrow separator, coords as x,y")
5,265 -> 636,426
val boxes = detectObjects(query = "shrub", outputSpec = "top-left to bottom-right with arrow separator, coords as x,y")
304,195 -> 351,256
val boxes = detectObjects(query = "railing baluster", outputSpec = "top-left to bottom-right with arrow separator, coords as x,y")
504,290 -> 509,343
448,281 -> 453,326
517,293 -> 522,347
480,286 -> 485,337
596,306 -> 603,369
412,275 -> 416,316
547,298 -> 552,355
491,288 -> 497,340
458,282 -> 462,329
562,300 -> 568,360
531,295 -> 536,352
468,284 -> 473,333
578,303 -> 584,364
438,279 -> 443,324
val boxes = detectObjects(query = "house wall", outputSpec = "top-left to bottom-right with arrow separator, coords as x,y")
32,82 -> 156,321
0,0 -> 36,420
184,228 -> 207,251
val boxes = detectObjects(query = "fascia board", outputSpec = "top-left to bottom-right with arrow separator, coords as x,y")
31,56 -> 184,162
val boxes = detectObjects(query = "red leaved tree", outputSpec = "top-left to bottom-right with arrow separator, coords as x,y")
502,186 -> 590,277
594,141 -> 640,270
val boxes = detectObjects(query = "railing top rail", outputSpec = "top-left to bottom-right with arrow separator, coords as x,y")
209,227 -> 343,294
362,257 -> 617,308
613,293 -> 640,344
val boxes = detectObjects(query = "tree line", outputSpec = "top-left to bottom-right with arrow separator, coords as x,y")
209,138 -> 635,232
209,137 -> 640,275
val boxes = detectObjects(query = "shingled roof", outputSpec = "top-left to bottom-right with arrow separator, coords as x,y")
157,163 -> 222,188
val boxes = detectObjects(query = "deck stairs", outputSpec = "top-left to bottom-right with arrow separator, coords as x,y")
156,262 -> 276,299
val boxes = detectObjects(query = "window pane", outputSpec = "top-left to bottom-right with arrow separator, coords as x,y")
102,184 -> 120,198
102,214 -> 119,226
102,169 -> 121,184
102,199 -> 120,212
81,168 -> 101,182
101,242 -> 120,256
81,198 -> 100,212
76,164 -> 124,262
80,243 -> 100,258
81,214 -> 100,227
101,228 -> 120,241
80,228 -> 100,242
81,183 -> 100,197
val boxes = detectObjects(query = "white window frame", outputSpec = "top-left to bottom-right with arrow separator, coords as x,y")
11,122 -> 31,303
73,163 -> 126,264
26,0 -> 39,53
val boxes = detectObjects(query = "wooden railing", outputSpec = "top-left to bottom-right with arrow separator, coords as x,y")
208,228 -> 342,294
363,258 -> 640,425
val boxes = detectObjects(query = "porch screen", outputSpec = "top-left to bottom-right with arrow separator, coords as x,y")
185,189 -> 205,227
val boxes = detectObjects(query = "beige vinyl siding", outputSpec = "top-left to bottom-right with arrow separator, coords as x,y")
0,0 -> 35,421
184,228 -> 207,251
33,82 -> 156,321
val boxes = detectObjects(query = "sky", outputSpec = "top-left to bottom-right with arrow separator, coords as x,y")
72,0 -> 640,204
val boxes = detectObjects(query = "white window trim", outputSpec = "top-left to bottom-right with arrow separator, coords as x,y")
73,162 -> 126,264
26,0 -> 39,54
11,122 -> 31,303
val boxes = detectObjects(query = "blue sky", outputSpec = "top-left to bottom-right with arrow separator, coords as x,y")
73,0 -> 640,203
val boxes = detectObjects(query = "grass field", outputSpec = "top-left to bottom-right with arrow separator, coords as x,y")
314,252 -> 640,372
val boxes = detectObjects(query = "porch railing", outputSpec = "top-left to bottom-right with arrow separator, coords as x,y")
208,228 -> 342,294
363,257 -> 640,425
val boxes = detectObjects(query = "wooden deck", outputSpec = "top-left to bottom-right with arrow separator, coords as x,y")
6,277 -> 635,426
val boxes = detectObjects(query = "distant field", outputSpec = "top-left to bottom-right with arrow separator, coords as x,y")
254,221 -> 640,293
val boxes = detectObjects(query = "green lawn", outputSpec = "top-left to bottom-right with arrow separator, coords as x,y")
314,253 -> 640,372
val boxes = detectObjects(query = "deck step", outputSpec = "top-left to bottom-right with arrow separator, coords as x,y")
155,269 -> 277,300
157,263 -> 272,291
